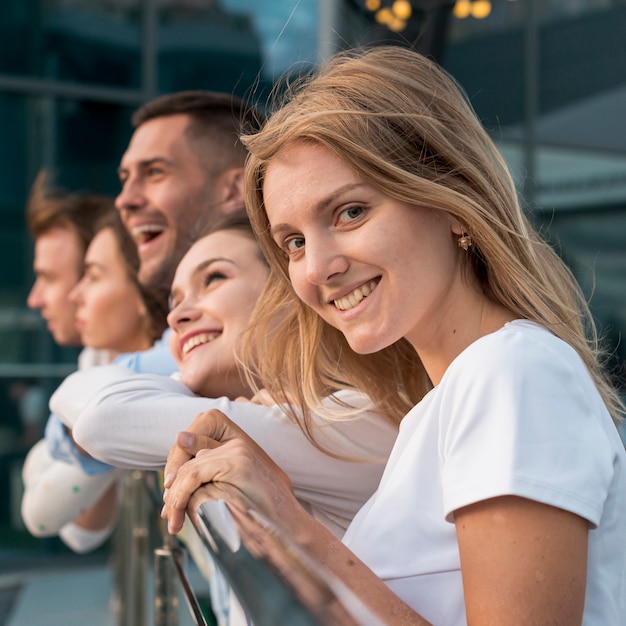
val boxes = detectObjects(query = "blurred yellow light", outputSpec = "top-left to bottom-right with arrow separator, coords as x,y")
388,17 -> 407,31
375,7 -> 393,24
365,0 -> 381,11
453,0 -> 472,19
392,0 -> 412,20
471,0 -> 492,18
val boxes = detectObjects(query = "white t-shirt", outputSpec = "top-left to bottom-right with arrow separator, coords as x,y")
343,320 -> 626,625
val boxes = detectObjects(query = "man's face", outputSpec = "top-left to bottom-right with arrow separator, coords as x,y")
27,227 -> 82,346
116,114 -> 224,290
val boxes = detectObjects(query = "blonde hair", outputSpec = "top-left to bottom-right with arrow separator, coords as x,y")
241,45 -> 624,428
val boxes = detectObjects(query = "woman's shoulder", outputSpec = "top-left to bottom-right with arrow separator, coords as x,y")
451,320 -> 578,377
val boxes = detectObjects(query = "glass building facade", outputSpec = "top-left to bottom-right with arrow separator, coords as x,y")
0,0 -> 625,620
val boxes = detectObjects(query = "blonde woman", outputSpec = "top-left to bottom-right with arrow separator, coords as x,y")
163,46 -> 626,625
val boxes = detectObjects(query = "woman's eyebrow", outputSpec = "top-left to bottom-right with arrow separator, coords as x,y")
270,183 -> 368,238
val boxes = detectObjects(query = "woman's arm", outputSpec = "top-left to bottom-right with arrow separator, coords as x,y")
455,496 -> 587,625
162,409 -> 429,625
54,371 -> 396,532
21,438 -> 119,541
162,410 -> 589,626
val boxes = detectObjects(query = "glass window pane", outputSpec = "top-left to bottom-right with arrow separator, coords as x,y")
0,0 -> 142,88
157,0 -> 318,96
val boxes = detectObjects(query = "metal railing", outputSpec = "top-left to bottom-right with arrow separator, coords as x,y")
110,471 -> 382,625
188,499 -> 384,626
111,470 -> 210,626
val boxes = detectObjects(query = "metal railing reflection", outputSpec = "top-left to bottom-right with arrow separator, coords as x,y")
188,498 -> 384,626
110,471 -> 381,625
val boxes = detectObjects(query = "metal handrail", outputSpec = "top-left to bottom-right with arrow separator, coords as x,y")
111,471 -> 383,626
189,499 -> 385,626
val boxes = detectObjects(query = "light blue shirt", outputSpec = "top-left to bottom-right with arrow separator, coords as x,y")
45,328 -> 178,474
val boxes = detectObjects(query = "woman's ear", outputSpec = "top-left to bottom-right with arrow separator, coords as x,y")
449,217 -> 465,237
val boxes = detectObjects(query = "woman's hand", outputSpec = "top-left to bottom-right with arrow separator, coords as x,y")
161,408 -> 301,535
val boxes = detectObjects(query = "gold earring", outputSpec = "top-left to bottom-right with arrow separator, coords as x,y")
458,231 -> 473,251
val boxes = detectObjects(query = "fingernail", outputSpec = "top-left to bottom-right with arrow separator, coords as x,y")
160,504 -> 167,518
163,473 -> 174,488
162,488 -> 169,501
179,432 -> 193,448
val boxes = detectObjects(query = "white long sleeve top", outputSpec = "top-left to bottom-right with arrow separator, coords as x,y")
49,365 -> 398,535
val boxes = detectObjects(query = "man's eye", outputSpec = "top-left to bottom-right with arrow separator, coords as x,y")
338,206 -> 364,224
285,237 -> 305,253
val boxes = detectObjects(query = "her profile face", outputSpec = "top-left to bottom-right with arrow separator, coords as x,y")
167,229 -> 269,399
263,142 -> 467,356
70,227 -> 150,354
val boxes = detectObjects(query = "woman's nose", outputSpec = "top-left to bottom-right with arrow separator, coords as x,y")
68,281 -> 83,304
167,298 -> 201,329
305,238 -> 349,285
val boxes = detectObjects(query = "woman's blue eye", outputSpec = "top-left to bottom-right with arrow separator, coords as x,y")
285,237 -> 305,253
338,206 -> 364,223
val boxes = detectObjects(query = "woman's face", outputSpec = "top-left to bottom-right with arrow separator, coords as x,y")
167,229 -> 269,399
70,227 -> 150,354
263,142 -> 467,356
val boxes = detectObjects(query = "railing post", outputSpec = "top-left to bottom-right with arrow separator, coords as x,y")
154,546 -> 181,626
112,470 -> 151,626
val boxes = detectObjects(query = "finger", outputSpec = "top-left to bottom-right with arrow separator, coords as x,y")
249,389 -> 276,406
163,452 -> 226,523
185,408 -> 246,442
164,409 -> 240,486
176,431 -> 222,457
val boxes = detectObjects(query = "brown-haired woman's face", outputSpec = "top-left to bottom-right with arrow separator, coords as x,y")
69,227 -> 149,354
167,230 -> 269,399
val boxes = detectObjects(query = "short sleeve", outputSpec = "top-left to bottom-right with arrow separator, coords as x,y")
439,326 -> 615,527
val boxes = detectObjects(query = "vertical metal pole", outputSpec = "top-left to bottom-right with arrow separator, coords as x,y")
130,470 -> 150,626
114,470 -> 150,626
523,0 -> 539,209
154,547 -> 182,626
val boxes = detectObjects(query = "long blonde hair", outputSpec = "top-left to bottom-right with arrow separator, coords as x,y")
241,45 -> 624,428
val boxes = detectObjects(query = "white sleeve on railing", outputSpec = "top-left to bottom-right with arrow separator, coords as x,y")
50,364 -> 137,429
51,368 -> 397,535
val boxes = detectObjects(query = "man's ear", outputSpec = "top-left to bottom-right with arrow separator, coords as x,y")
216,167 -> 245,215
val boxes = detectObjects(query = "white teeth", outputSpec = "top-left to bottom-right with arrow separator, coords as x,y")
131,224 -> 164,244
333,280 -> 378,311
181,332 -> 220,357
131,224 -> 163,235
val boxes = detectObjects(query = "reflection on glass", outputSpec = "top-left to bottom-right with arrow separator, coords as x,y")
0,0 -> 142,88
158,0 -> 318,97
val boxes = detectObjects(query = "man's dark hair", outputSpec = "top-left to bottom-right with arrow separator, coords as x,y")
131,91 -> 262,169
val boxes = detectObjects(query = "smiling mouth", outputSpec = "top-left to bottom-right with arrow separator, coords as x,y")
333,279 -> 379,311
181,332 -> 221,357
131,224 -> 164,247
